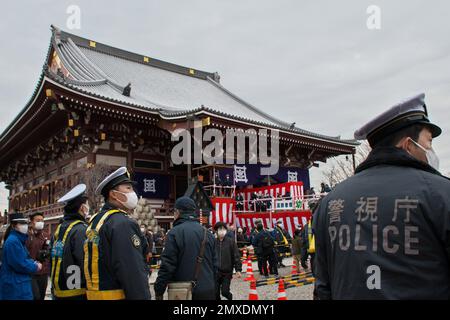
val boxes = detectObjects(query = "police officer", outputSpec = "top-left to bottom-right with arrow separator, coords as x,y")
272,220 -> 291,268
50,184 -> 89,300
314,93 -> 450,299
84,167 -> 150,300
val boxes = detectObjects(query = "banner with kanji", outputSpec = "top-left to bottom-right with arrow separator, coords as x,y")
134,172 -> 171,199
216,164 -> 310,189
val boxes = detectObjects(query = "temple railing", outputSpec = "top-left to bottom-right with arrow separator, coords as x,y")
233,194 -> 326,213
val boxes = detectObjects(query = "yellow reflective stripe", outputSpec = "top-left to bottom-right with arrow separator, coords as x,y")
88,209 -> 122,291
84,239 -> 92,290
54,288 -> 86,298
54,224 -> 62,239
53,221 -> 83,293
50,224 -> 62,285
281,233 -> 288,245
91,240 -> 100,290
88,213 -> 99,224
95,209 -> 121,232
86,289 -> 125,300
84,217 -> 95,290
307,221 -> 315,253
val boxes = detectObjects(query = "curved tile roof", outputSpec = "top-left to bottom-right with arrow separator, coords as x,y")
0,25 -> 358,148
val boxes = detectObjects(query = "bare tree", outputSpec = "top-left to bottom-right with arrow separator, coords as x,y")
81,163 -> 113,213
322,141 -> 371,187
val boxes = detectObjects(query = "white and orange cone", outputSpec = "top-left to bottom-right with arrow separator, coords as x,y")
291,262 -> 298,275
277,278 -> 287,300
244,259 -> 255,282
248,280 -> 259,300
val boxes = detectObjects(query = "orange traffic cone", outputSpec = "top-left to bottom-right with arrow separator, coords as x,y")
248,280 -> 259,300
277,278 -> 287,300
291,262 -> 298,275
242,248 -> 248,261
244,259 -> 255,281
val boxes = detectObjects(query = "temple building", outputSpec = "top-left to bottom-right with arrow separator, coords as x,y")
0,26 -> 358,234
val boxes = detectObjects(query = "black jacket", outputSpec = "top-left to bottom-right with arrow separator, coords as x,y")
141,232 -> 154,256
236,233 -> 249,248
254,230 -> 275,256
215,236 -> 242,274
154,216 -> 218,300
85,203 -> 151,300
314,147 -> 450,299
50,213 -> 87,298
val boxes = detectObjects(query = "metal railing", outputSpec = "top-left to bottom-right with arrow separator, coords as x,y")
233,194 -> 325,213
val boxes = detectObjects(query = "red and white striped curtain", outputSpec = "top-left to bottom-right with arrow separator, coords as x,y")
209,197 -> 236,227
239,182 -> 305,210
235,211 -> 311,237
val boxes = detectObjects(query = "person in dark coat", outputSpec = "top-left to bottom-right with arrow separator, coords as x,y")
250,222 -> 264,275
84,167 -> 151,300
154,197 -> 217,300
236,227 -> 249,248
214,222 -> 242,300
235,194 -> 244,211
50,184 -> 89,300
0,213 -> 41,300
291,229 -> 304,272
26,212 -> 51,300
314,94 -> 450,299
140,224 -> 154,261
253,223 -> 278,277
272,220 -> 292,268
302,201 -> 319,271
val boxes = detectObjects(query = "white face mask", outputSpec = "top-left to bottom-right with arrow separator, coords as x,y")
218,229 -> 227,238
410,139 -> 440,171
34,221 -> 44,231
114,190 -> 138,210
140,228 -> 146,233
17,224 -> 29,234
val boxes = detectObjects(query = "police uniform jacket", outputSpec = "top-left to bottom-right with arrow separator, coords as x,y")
314,147 -> 450,299
50,212 -> 87,299
84,202 -> 151,300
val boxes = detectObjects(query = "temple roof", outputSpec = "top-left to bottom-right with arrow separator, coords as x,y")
0,26 -> 358,147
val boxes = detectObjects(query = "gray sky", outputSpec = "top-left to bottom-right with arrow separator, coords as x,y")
1,0 -> 450,212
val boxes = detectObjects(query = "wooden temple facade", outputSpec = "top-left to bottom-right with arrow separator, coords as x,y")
0,26 -> 358,234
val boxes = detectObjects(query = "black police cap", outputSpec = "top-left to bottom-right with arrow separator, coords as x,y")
354,93 -> 441,147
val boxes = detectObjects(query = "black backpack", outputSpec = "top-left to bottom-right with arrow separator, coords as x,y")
261,232 -> 274,250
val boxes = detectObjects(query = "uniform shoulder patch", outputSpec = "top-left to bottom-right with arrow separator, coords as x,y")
131,234 -> 141,248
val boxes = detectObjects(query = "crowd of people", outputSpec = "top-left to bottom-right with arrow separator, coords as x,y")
235,191 -> 294,212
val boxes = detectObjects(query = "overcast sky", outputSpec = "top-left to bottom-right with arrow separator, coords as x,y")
1,0 -> 450,212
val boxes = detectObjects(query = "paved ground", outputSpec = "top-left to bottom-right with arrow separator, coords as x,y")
46,257 -> 314,300
149,257 -> 314,300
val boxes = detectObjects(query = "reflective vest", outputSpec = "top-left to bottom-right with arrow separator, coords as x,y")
84,209 -> 126,300
51,220 -> 86,298
276,227 -> 289,246
307,220 -> 315,254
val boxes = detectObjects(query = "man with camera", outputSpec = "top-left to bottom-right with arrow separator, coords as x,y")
26,212 -> 51,300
